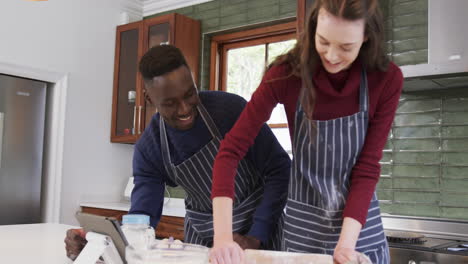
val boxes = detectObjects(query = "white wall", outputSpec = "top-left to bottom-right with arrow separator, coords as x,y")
0,0 -> 136,225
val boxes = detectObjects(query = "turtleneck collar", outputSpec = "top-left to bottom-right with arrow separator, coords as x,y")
314,59 -> 362,97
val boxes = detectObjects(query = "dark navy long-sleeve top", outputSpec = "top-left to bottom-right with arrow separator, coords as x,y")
129,91 -> 291,243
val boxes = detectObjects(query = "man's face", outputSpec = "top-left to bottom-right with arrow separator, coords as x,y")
145,65 -> 199,130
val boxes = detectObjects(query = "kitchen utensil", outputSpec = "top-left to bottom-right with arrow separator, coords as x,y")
385,230 -> 426,244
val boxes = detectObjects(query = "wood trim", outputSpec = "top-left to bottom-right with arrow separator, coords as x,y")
222,33 -> 296,51
110,25 -> 121,142
110,134 -> 141,143
210,21 -> 297,92
297,0 -> 306,35
219,33 -> 296,92
211,21 -> 296,43
111,21 -> 142,143
81,207 -> 128,221
155,215 -> 185,240
209,41 -> 220,91
268,123 -> 288,128
174,13 -> 201,86
136,22 -> 145,138
220,44 -> 229,92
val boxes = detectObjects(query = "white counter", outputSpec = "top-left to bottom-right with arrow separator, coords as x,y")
80,197 -> 186,218
0,223 -> 76,264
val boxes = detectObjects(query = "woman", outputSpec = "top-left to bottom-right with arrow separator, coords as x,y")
209,0 -> 403,263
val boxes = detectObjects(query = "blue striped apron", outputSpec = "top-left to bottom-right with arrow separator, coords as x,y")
160,103 -> 282,249
283,67 -> 390,263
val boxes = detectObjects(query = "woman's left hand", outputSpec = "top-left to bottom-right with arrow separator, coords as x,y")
333,246 -> 358,264
333,217 -> 364,263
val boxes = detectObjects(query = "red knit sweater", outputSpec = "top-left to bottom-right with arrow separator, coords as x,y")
211,59 -> 403,226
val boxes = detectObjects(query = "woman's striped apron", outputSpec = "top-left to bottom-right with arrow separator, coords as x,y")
283,67 -> 390,263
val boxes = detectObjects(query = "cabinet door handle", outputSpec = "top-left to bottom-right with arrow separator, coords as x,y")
176,227 -> 184,231
133,106 -> 137,135
138,106 -> 143,134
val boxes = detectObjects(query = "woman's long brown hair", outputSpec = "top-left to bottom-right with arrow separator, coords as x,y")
270,0 -> 389,120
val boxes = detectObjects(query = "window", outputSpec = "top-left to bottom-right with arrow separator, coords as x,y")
225,39 -> 296,126
210,21 -> 296,154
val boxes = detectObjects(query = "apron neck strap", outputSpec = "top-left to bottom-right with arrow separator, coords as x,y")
159,101 -> 221,173
197,103 -> 222,139
359,66 -> 369,112
159,116 -> 176,179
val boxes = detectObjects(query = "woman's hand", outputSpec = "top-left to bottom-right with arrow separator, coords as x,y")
333,217 -> 362,264
334,247 -> 372,264
333,245 -> 358,264
210,238 -> 244,264
211,197 -> 244,263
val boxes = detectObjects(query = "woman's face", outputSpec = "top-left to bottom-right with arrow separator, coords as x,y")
315,8 -> 367,74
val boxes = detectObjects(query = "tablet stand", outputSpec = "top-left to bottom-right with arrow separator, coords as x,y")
74,231 -> 124,264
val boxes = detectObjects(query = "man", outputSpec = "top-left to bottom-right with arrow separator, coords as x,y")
65,45 -> 290,258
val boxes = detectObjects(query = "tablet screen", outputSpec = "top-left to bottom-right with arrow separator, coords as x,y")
75,212 -> 128,262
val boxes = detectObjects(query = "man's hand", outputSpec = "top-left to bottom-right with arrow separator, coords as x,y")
64,228 -> 87,260
232,233 -> 261,250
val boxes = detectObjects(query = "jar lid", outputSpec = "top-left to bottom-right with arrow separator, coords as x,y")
122,214 -> 150,225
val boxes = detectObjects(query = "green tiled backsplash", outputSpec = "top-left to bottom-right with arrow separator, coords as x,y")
385,0 -> 428,66
166,186 -> 187,200
147,0 -> 429,90
377,87 -> 468,220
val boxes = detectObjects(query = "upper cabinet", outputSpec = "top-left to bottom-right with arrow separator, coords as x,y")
297,0 -> 314,34
111,13 -> 200,143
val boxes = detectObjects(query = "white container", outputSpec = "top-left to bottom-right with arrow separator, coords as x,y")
121,214 -> 154,249
126,239 -> 209,264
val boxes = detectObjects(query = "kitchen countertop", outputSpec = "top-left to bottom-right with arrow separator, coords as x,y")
0,224 -> 334,264
80,197 -> 186,218
0,223 -> 76,264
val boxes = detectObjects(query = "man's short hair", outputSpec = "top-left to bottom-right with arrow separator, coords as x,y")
139,45 -> 188,83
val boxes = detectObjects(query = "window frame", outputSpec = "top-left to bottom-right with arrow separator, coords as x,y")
209,21 -> 296,128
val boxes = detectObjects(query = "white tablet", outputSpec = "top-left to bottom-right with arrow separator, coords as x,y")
75,212 -> 129,262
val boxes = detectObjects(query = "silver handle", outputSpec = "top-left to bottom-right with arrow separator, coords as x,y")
138,106 -> 143,134
132,106 -> 137,135
0,112 -> 4,168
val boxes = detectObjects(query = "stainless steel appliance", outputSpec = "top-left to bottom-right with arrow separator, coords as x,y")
383,215 -> 468,264
0,74 -> 47,225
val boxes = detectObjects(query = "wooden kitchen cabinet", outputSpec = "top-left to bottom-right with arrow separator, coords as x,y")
110,21 -> 144,143
297,0 -> 315,34
81,206 -> 185,241
111,13 -> 200,143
